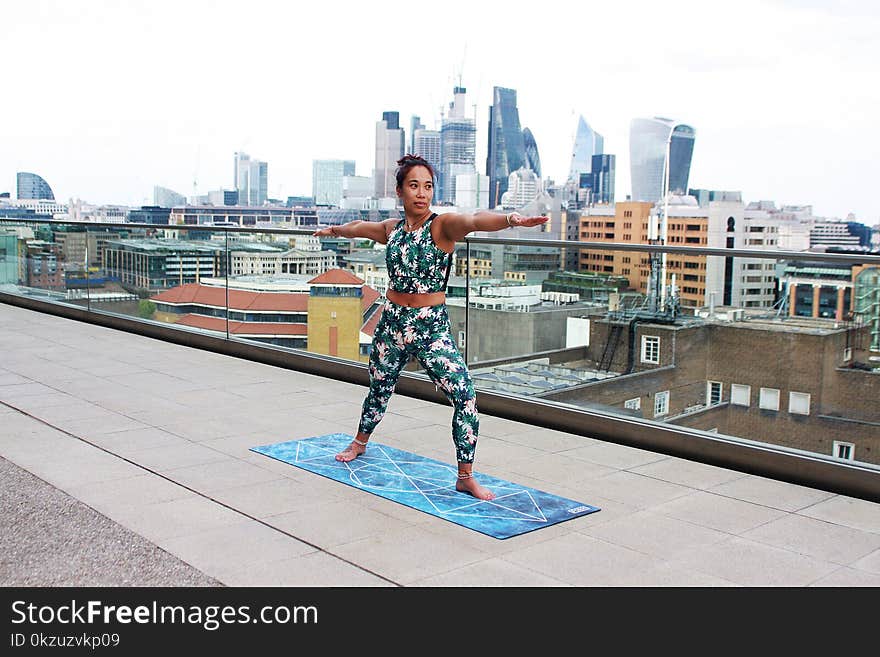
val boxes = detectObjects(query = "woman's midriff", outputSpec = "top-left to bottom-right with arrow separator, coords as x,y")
386,289 -> 446,308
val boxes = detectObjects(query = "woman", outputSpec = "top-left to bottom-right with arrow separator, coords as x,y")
313,154 -> 548,500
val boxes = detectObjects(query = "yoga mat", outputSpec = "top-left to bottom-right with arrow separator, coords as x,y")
250,433 -> 600,540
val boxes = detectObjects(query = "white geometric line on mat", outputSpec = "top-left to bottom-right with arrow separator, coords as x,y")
303,440 -> 551,519
362,445 -> 454,511
263,437 -> 557,523
300,441 -> 451,497
437,491 -> 550,522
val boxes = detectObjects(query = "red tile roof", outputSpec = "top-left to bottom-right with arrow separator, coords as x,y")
361,306 -> 383,338
361,286 -> 380,311
153,281 -> 382,315
174,314 -> 308,336
154,278 -> 385,338
152,283 -> 307,312
309,269 -> 365,285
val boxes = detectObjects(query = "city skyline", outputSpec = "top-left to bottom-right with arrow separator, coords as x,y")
2,0 -> 879,223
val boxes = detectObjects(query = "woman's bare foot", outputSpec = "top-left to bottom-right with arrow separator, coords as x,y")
456,474 -> 495,500
335,440 -> 367,462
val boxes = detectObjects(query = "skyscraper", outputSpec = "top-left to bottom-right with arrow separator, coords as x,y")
568,116 -> 604,183
153,185 -> 186,207
413,129 -> 441,182
439,86 -> 477,204
486,86 -> 525,208
374,111 -> 405,198
522,127 -> 541,178
409,115 -> 424,155
312,160 -> 356,206
16,172 -> 54,200
590,154 -> 616,205
234,152 -> 268,206
629,117 -> 696,203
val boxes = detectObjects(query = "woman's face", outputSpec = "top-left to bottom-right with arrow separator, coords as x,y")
397,165 -> 433,214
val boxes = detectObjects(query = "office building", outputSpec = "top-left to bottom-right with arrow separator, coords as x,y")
590,154 -> 616,205
413,129 -> 441,186
374,111 -> 405,199
486,87 -> 526,208
568,116 -> 604,183
312,160 -> 356,207
16,172 -> 55,200
501,167 -> 542,209
234,152 -> 268,206
522,127 -> 541,178
153,186 -> 186,207
440,86 -> 477,203
409,115 -> 424,155
629,117 -> 696,202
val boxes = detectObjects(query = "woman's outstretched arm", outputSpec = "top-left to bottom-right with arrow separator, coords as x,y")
313,218 -> 396,243
438,210 -> 549,244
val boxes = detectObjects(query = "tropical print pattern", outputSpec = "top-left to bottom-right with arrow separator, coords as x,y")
386,215 -> 452,294
358,301 -> 479,463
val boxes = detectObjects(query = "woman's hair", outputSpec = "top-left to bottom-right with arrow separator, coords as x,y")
395,154 -> 435,189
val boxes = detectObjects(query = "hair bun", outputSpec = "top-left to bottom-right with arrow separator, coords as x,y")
397,154 -> 428,166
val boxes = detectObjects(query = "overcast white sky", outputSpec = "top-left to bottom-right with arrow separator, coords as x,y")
3,0 -> 878,223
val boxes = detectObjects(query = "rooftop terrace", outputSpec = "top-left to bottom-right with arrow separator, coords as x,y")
3,301 -> 880,587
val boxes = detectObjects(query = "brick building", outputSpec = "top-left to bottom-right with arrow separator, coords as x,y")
544,312 -> 880,465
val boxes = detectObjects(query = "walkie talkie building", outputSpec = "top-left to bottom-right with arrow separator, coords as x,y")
629,117 -> 696,202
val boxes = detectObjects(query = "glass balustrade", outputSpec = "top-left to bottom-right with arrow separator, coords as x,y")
2,216 -> 879,481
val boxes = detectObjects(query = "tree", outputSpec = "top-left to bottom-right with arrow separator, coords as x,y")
138,299 -> 156,319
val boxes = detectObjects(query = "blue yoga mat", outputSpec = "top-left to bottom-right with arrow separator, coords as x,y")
250,433 -> 600,540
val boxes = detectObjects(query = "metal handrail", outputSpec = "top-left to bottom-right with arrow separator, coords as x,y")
2,217 -> 878,265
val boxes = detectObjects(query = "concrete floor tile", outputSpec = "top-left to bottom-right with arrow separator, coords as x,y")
851,548 -> 880,575
709,474 -> 837,512
582,509 -> 730,561
124,441 -> 231,471
666,536 -> 843,586
332,524 -> 491,585
502,531 -> 670,586
584,470 -> 695,509
412,556 -> 570,587
631,457 -> 747,490
163,458 -> 284,492
269,498 -> 416,548
799,495 -> 880,533
219,550 -> 394,587
808,567 -> 880,587
109,495 -> 246,542
742,513 -> 880,565
561,440 -> 668,470
158,520 -> 316,582
652,490 -> 787,534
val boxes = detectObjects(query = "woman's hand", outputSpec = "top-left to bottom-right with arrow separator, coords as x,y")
312,226 -> 336,237
508,212 -> 550,228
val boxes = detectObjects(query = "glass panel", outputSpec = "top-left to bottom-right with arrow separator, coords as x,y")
459,241 -> 880,468
91,224 -> 231,337
0,219 -> 91,308
225,225 -> 376,359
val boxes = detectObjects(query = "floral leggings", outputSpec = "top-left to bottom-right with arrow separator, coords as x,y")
358,301 -> 479,463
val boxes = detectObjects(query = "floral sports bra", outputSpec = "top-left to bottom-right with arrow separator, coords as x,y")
385,213 -> 453,294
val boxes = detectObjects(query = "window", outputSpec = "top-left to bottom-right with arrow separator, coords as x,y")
833,441 -> 854,461
654,391 -> 669,417
731,384 -> 751,406
641,335 -> 660,364
759,387 -> 780,411
789,391 -> 811,415
457,331 -> 466,349
624,397 -> 641,411
707,381 -> 722,405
